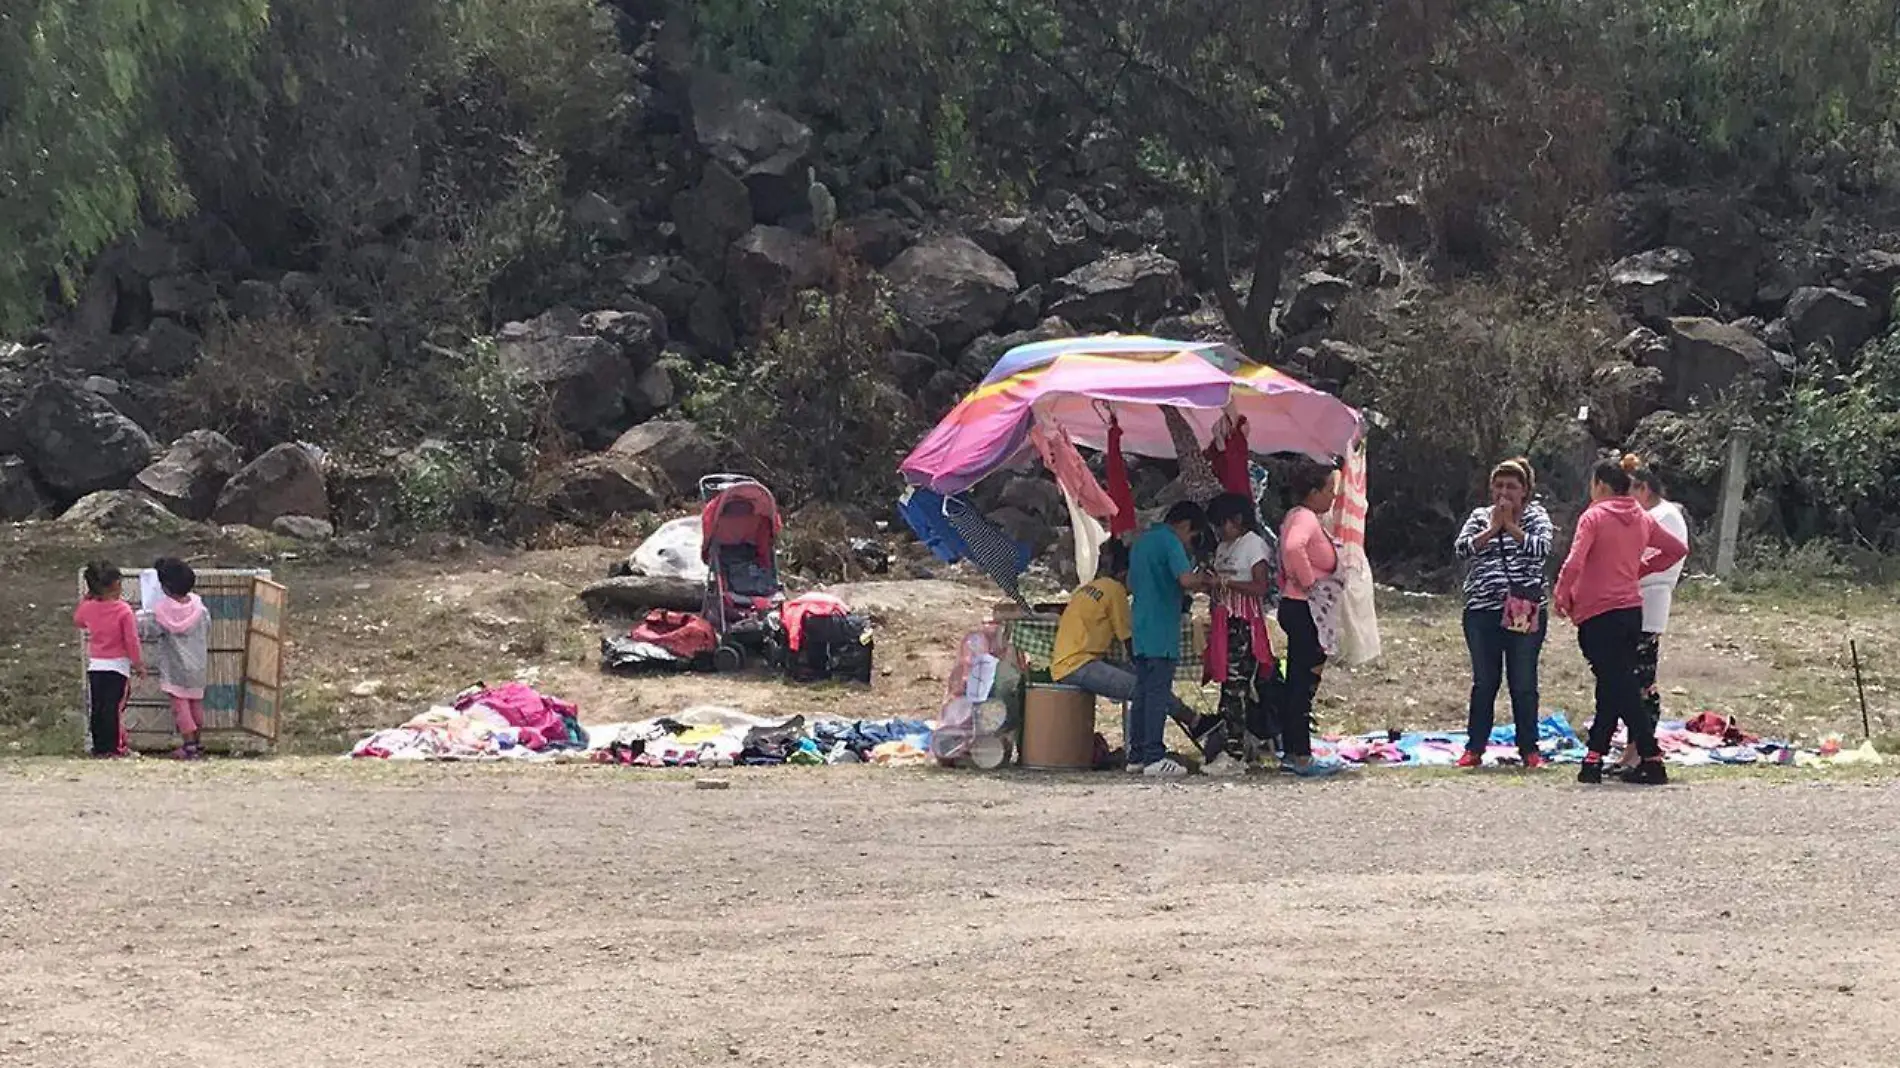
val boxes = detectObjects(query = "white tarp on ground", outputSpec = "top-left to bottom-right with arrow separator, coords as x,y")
629,516 -> 707,582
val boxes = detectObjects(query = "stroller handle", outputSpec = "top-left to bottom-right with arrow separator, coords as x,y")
699,473 -> 762,501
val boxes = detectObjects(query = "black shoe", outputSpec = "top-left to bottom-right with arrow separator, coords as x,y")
1623,760 -> 1669,786
1577,762 -> 1603,785
1604,762 -> 1631,778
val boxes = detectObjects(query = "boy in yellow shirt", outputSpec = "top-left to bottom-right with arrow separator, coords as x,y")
1051,541 -> 1199,733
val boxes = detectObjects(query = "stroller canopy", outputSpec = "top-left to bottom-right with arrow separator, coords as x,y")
700,480 -> 781,565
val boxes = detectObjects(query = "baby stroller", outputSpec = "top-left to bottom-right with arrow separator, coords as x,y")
699,475 -> 785,671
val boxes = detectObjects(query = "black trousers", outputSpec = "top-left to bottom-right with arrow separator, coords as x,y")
1577,608 -> 1657,759
1635,632 -> 1664,729
1277,598 -> 1325,758
87,670 -> 127,756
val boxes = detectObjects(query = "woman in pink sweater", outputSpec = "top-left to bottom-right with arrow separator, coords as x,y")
1553,457 -> 1689,785
1275,462 -> 1344,777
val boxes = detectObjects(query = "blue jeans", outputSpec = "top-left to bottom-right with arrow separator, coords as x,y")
1463,607 -> 1546,755
1129,657 -> 1177,766
1063,659 -> 1199,741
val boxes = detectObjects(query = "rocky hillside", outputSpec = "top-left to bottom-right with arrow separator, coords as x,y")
6,1 -> 1900,573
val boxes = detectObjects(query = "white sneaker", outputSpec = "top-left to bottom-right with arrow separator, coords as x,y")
1141,757 -> 1190,778
1203,752 -> 1247,778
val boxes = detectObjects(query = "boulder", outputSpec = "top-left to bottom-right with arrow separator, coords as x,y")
686,289 -> 736,358
1586,362 -> 1667,444
833,214 -> 912,267
134,430 -> 244,521
271,515 -> 335,541
123,230 -> 187,280
687,71 -> 813,221
570,191 -> 631,243
986,505 -> 1056,555
580,306 -> 667,368
1302,339 -> 1371,390
959,317 -> 1075,381
1004,285 -> 1044,331
1047,252 -> 1185,329
885,236 -> 1019,350
726,225 -> 829,327
0,454 -> 49,521
72,262 -> 122,338
1658,317 -> 1781,409
1661,195 -> 1762,312
496,307 -> 633,447
59,490 -> 186,534
1845,249 -> 1900,306
672,162 -> 754,276
610,419 -> 718,499
125,318 -> 202,377
623,255 -> 709,322
1608,248 -> 1696,326
629,363 -> 676,420
1281,271 -> 1353,335
229,279 -> 288,322
17,380 -> 159,498
148,273 -> 220,320
998,476 -> 1066,525
213,443 -> 329,527
545,453 -> 666,521
1369,196 -> 1432,251
1614,325 -> 1672,367
1785,286 -> 1882,363
188,214 -> 251,275
970,216 -> 1057,286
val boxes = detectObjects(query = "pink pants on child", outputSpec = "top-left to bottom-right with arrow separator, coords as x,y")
170,695 -> 203,736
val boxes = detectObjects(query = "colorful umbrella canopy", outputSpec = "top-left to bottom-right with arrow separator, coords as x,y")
899,335 -> 1360,495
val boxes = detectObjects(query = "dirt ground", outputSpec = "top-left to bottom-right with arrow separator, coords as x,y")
5,762 -> 1900,1068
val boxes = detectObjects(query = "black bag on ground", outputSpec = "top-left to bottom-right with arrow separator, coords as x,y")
789,614 -> 874,684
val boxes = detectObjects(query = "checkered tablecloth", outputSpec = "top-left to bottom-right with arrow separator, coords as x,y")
1002,617 -> 1204,679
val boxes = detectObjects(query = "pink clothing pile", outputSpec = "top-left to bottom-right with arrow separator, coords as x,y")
453,682 -> 579,751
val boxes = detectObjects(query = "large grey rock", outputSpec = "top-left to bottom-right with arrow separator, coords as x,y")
125,318 -> 202,377
148,273 -> 219,320
885,236 -> 1019,351
17,380 -> 158,498
1845,249 -> 1900,306
1586,362 -> 1667,444
1609,248 -> 1696,325
0,455 -> 49,521
1369,196 -> 1433,250
1659,317 -> 1782,409
610,420 -> 718,499
545,453 -> 666,521
270,515 -> 335,541
134,430 -> 243,521
726,225 -> 829,327
580,306 -> 667,368
687,71 -> 813,222
1047,252 -> 1185,329
578,573 -> 704,615
623,255 -> 709,322
1785,286 -> 1882,363
229,279 -> 288,322
1301,339 -> 1371,391
1662,195 -> 1762,312
970,216 -> 1057,286
570,191 -> 631,243
213,443 -> 329,527
672,162 -> 754,277
59,490 -> 186,534
496,307 -> 634,447
1281,271 -> 1353,335
834,214 -> 912,268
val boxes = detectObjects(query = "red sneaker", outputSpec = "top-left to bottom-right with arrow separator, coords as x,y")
1522,753 -> 1548,769
1456,750 -> 1483,768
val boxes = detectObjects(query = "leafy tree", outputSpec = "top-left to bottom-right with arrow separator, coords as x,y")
0,0 -> 268,332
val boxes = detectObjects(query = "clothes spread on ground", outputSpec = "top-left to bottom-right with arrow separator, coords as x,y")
1104,414 -> 1137,537
943,496 -> 1033,608
1030,414 -> 1119,521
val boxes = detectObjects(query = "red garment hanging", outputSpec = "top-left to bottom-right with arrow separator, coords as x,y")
1204,415 -> 1250,497
1105,414 -> 1137,537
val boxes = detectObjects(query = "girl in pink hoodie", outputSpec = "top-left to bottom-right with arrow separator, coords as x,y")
142,557 -> 211,760
1554,456 -> 1689,785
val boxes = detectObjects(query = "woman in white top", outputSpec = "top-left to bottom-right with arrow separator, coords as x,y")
1199,492 -> 1276,777
1618,462 -> 1690,772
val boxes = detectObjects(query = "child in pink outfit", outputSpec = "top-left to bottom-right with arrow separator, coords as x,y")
74,561 -> 143,757
141,557 -> 210,759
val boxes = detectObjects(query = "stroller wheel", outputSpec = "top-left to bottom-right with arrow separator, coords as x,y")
713,644 -> 746,673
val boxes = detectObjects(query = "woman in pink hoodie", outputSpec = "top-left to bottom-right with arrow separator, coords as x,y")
1553,456 -> 1689,785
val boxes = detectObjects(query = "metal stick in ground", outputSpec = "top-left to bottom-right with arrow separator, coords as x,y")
1851,639 -> 1872,741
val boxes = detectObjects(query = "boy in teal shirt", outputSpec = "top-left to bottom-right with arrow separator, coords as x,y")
1125,501 -> 1210,776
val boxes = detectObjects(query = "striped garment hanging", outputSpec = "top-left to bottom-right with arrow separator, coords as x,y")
943,496 -> 1033,608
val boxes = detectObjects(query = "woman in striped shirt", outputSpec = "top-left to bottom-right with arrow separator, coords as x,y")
1453,458 -> 1555,768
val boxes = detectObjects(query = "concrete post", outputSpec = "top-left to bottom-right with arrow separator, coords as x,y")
1714,427 -> 1750,578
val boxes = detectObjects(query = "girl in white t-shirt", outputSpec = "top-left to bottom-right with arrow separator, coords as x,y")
1199,493 -> 1277,776
1618,463 -> 1690,773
